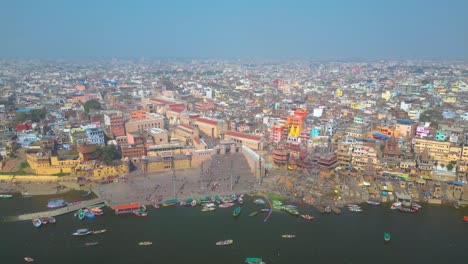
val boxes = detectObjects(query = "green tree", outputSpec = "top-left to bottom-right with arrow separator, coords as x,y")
30,109 -> 46,122
419,109 -> 443,123
83,99 -> 101,113
92,145 -> 121,164
446,163 -> 454,171
15,112 -> 27,123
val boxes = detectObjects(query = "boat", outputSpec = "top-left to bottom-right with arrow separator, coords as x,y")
67,200 -> 83,206
114,203 -> 143,214
47,199 -> 66,208
300,214 -> 315,220
219,202 -> 235,208
463,216 -> 468,222
281,234 -> 296,239
253,199 -> 266,205
190,200 -> 197,207
90,207 -> 102,213
390,202 -> 402,210
231,194 -> 238,202
85,211 -> 95,219
367,201 -> 381,206
245,257 -> 265,264
48,217 -> 56,224
384,232 -> 391,242
93,229 -> 107,234
399,207 -> 417,213
402,201 -> 411,207
283,207 -> 299,215
349,207 -> 362,212
133,210 -> 148,217
324,206 -> 332,213
24,257 -> 34,262
238,197 -> 244,204
32,218 -> 41,228
72,229 -> 93,236
41,217 -> 48,224
0,194 -> 13,199
78,211 -> 86,220
411,203 -> 422,210
179,201 -> 187,206
162,199 -> 180,207
261,208 -> 270,212
138,241 -> 152,246
85,242 -> 99,247
201,207 -> 216,212
82,190 -> 92,197
249,211 -> 259,217
216,239 -> 233,246
233,206 -> 241,217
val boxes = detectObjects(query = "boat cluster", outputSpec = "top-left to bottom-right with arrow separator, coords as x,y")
390,202 -> 421,213
73,203 -> 106,220
32,216 -> 56,227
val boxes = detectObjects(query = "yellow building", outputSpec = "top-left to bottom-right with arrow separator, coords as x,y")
413,138 -> 460,163
381,91 -> 392,101
350,102 -> 361,110
27,153 -> 81,175
442,96 -> 457,103
335,88 -> 343,97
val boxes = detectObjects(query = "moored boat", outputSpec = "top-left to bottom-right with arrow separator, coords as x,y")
233,206 -> 241,217
253,199 -> 266,205
85,211 -> 95,219
300,214 -> 315,220
32,218 -> 41,228
390,202 -> 402,210
133,210 -> 148,217
219,202 -> 235,208
281,234 -> 296,239
384,232 -> 391,242
324,206 -> 332,213
283,207 -> 299,215
367,200 -> 381,206
201,207 -> 216,212
41,217 -> 48,225
72,229 -> 93,236
399,207 -> 417,213
85,242 -> 99,247
93,229 -> 107,234
238,197 -> 244,204
162,199 -> 180,207
245,257 -> 265,264
190,200 -> 197,207
138,241 -> 152,246
261,208 -> 270,212
0,194 -> 13,199
216,239 -> 233,246
48,217 -> 56,224
47,199 -> 66,208
78,211 -> 86,220
24,257 -> 34,262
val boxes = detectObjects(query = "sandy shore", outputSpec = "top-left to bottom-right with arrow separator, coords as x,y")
0,182 -> 71,196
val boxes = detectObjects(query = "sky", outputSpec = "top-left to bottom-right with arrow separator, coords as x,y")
0,0 -> 467,59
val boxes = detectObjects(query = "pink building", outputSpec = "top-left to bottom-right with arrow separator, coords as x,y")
416,124 -> 431,138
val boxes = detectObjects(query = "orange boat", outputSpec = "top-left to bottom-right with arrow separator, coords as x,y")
114,203 -> 142,214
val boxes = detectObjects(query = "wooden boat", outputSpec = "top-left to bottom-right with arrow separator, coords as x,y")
245,257 -> 265,264
190,200 -> 197,207
201,207 -> 216,212
399,207 -> 417,213
0,194 -> 13,199
72,229 -> 93,236
324,206 -> 332,213
24,257 -> 34,262
138,241 -> 152,246
249,211 -> 259,216
216,239 -> 233,246
48,217 -> 56,224
85,242 -> 99,247
162,199 -> 180,207
219,202 -> 235,208
47,199 -> 66,208
32,218 -> 41,228
300,214 -> 315,220
133,210 -> 148,217
261,208 -> 270,212
238,197 -> 244,204
78,211 -> 86,220
85,211 -> 95,219
233,206 -> 241,217
366,201 -> 381,206
253,199 -> 266,205
93,229 -> 107,234
67,200 -> 83,206
41,217 -> 48,224
390,202 -> 401,210
384,232 -> 391,242
281,234 -> 296,239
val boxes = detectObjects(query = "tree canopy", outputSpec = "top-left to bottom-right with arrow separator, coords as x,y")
15,108 -> 46,123
419,109 -> 443,123
92,145 -> 121,165
83,99 -> 101,113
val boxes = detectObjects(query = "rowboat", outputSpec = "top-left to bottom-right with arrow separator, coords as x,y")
281,234 -> 296,239
390,202 -> 401,210
41,217 -> 48,224
219,202 -> 234,208
85,242 -> 99,247
216,239 -> 233,246
133,210 -> 148,217
249,211 -> 259,216
93,229 -> 106,234
300,214 -> 315,220
78,211 -> 86,220
190,200 -> 197,207
384,232 -> 391,242
245,257 -> 265,264
238,197 -> 244,204
253,199 -> 266,205
72,229 -> 93,236
138,241 -> 152,246
47,199 -> 66,208
201,207 -> 216,212
399,207 -> 417,213
32,218 -> 41,228
24,257 -> 34,262
324,206 -> 332,213
85,211 -> 95,219
367,201 -> 381,206
162,199 -> 180,207
48,217 -> 56,224
0,194 -> 12,199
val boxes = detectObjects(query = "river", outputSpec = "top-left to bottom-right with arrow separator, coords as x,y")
1,191 -> 468,263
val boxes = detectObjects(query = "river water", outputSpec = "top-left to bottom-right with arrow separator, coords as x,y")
1,191 -> 468,264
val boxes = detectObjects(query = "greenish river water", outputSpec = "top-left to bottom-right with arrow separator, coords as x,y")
1,191 -> 468,263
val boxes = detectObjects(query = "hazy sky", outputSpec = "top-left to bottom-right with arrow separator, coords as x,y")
1,0 -> 467,59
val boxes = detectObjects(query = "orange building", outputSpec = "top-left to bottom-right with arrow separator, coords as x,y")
130,110 -> 147,121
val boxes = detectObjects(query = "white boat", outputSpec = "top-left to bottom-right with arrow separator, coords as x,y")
253,199 -> 266,205
72,229 -> 93,236
349,207 -> 362,212
281,234 -> 296,239
201,207 -> 216,212
191,200 -> 197,206
32,218 -> 41,228
85,242 -> 99,247
366,201 -> 381,206
390,202 -> 402,210
24,257 -> 34,262
216,239 -> 233,246
0,194 -> 13,198
138,241 -> 152,246
92,229 -> 106,234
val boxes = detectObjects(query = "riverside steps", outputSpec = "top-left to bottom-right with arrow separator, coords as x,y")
6,198 -> 106,222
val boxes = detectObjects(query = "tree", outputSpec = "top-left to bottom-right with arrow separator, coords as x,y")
419,109 -> 443,123
92,145 -> 121,165
446,163 -> 454,171
30,109 -> 46,122
83,99 -> 101,113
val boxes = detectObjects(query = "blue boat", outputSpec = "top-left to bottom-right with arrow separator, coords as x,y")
47,199 -> 66,208
85,211 -> 95,219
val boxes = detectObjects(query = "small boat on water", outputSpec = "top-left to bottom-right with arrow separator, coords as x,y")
283,207 -> 299,215
93,229 -> 106,234
245,257 -> 265,264
162,199 -> 180,207
72,229 -> 93,236
233,206 -> 241,217
253,199 -> 266,205
78,211 -> 86,220
190,200 -> 197,207
349,207 -> 362,212
0,194 -> 13,199
48,217 -> 56,224
216,239 -> 233,246
324,206 -> 332,213
85,242 -> 99,247
85,211 -> 95,219
300,214 -> 315,220
249,211 -> 259,217
138,241 -> 152,246
462,216 -> 468,222
82,190 -> 92,197
32,218 -> 41,228
24,257 -> 34,262
47,199 -> 66,208
133,210 -> 148,217
261,208 -> 270,212
367,201 -> 381,206
384,232 -> 391,242
411,203 -> 422,209
201,207 -> 216,212
67,200 -> 83,206
399,207 -> 417,213
390,202 -> 402,210
281,234 -> 296,239
219,202 -> 235,208
238,197 -> 244,204
41,217 -> 48,224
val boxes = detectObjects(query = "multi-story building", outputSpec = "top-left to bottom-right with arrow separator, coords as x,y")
194,117 -> 227,139
173,124 -> 199,145
125,113 -> 165,133
395,119 -> 417,138
85,128 -> 105,145
395,82 -> 421,95
104,112 -> 125,137
224,131 -> 265,150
